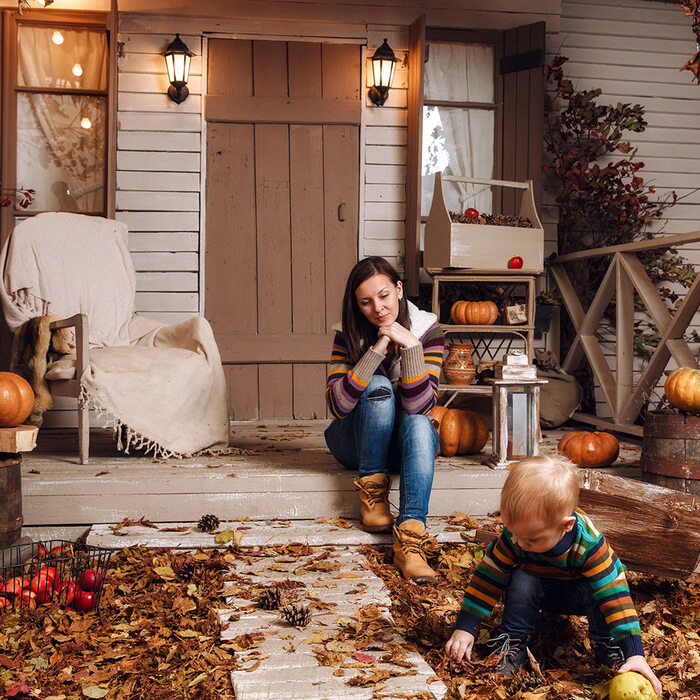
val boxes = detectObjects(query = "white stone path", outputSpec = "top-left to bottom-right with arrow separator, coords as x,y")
219,547 -> 447,700
86,518 -> 475,699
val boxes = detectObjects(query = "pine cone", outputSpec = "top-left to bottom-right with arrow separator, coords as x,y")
508,670 -> 542,693
280,602 -> 311,629
258,585 -> 282,610
197,514 -> 220,533
175,555 -> 197,581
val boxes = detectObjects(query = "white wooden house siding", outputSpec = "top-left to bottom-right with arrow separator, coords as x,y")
546,0 -> 700,417
115,2 -> 562,312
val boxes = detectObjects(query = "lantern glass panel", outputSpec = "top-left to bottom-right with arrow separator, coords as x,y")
506,390 -> 529,460
166,52 -> 190,84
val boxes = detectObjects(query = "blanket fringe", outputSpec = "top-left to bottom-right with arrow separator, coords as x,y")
80,385 -> 186,460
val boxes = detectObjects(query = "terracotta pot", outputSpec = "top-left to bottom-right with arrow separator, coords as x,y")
443,343 -> 476,385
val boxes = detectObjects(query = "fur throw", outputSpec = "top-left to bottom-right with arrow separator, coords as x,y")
10,316 -> 72,426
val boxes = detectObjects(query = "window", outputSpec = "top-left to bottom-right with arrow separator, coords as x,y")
421,31 -> 501,219
1,10 -> 111,235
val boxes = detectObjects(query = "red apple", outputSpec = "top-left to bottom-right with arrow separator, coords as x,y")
20,589 -> 37,609
508,256 -> 524,269
72,589 -> 96,612
57,581 -> 77,607
464,207 -> 479,219
30,572 -> 53,603
1,577 -> 29,598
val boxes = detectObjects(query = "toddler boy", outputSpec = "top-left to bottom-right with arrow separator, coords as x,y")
445,455 -> 661,697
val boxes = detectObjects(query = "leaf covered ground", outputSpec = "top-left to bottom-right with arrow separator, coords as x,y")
0,529 -> 698,700
360,529 -> 700,700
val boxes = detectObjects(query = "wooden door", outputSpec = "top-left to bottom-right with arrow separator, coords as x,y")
205,39 -> 361,419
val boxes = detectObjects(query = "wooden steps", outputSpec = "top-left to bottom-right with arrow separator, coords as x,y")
19,421 -> 644,529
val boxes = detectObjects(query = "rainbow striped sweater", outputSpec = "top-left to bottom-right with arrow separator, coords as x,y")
325,305 -> 444,419
456,510 -> 644,659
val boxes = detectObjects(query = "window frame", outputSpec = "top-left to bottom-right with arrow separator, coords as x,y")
421,27 -> 503,223
0,9 -> 114,241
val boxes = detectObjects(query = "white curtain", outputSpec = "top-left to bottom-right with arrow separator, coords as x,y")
422,43 -> 495,216
17,26 -> 108,212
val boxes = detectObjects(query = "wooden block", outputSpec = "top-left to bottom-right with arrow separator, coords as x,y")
495,364 -> 537,380
0,425 -> 38,453
503,351 -> 529,365
504,304 -> 527,325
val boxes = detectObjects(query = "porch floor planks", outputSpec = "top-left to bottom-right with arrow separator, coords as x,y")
21,420 -> 644,527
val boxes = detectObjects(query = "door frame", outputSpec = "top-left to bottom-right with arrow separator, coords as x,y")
199,31 -> 368,316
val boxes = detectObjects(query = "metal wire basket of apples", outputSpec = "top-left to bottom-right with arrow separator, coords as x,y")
0,539 -> 112,613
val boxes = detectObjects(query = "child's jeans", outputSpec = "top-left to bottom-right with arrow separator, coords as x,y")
324,374 -> 439,526
500,567 -> 613,642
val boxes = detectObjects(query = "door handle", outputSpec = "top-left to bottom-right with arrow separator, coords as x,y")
337,202 -> 346,222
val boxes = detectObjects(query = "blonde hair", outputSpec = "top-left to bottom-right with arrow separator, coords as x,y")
500,455 -> 579,526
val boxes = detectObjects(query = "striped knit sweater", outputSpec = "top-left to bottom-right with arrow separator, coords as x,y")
456,510 -> 644,659
325,309 -> 444,419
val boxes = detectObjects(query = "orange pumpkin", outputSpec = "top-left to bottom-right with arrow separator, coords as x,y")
431,406 -> 489,457
664,367 -> 700,413
450,301 -> 498,326
0,372 -> 34,427
557,431 -> 619,468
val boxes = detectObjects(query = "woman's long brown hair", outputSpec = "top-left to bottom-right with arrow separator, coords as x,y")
341,256 -> 410,364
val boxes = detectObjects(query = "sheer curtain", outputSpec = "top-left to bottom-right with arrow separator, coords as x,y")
422,43 -> 495,216
17,26 -> 108,212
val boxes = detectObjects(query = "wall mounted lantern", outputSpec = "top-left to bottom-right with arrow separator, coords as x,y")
368,38 -> 398,107
18,0 -> 53,11
163,34 -> 194,104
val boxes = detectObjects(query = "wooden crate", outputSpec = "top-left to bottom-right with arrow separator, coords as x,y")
424,173 -> 544,272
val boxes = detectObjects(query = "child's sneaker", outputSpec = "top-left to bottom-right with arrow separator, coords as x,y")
484,632 -> 531,675
592,638 -> 624,668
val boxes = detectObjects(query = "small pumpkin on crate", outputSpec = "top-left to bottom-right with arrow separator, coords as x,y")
0,371 -> 34,427
664,367 -> 700,413
431,406 -> 489,457
450,301 -> 498,326
557,431 -> 619,468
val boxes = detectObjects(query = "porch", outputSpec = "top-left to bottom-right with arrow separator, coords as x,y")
20,419 -> 643,539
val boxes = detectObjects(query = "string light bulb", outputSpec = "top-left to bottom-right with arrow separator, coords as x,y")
52,31 -> 64,45
72,63 -> 83,77
80,117 -> 92,129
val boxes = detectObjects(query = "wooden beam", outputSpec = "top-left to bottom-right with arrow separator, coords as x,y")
571,412 -> 643,437
205,96 -> 361,125
404,14 -> 425,297
616,255 -> 634,418
552,230 -> 700,264
218,333 -> 335,363
618,253 -> 671,335
620,270 -> 700,424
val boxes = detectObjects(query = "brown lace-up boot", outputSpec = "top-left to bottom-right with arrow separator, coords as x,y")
392,519 -> 437,583
354,473 -> 393,532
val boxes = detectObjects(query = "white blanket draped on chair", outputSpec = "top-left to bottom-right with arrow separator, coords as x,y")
0,212 -> 229,457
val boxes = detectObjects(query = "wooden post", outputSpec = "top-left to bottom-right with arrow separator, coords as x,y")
0,425 -> 38,548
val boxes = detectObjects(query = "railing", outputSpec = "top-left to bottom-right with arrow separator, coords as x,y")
550,230 -> 700,436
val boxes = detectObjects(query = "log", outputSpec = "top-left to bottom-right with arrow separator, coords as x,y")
466,471 -> 700,581
578,470 -> 700,582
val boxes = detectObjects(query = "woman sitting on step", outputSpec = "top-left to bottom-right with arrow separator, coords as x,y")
324,256 -> 445,583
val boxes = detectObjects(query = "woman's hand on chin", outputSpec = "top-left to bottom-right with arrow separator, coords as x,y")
372,335 -> 391,355
378,322 -> 420,349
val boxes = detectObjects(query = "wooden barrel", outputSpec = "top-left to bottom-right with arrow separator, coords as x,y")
641,412 -> 700,495
0,454 -> 23,547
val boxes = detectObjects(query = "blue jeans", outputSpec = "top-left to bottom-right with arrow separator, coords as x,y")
500,567 -> 612,642
324,374 -> 439,525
